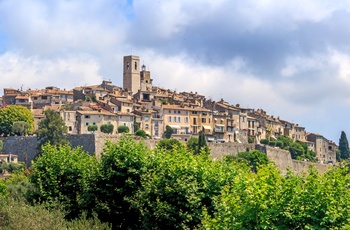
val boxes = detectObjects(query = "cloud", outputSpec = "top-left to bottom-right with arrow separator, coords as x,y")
0,52 -> 103,92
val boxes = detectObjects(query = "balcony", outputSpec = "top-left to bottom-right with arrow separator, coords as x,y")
214,128 -> 225,133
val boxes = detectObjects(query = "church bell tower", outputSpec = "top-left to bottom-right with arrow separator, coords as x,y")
123,55 -> 140,95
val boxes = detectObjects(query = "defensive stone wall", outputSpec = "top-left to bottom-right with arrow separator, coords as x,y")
0,135 -> 334,174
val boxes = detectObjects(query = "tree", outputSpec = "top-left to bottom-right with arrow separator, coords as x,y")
101,124 -> 114,134
157,138 -> 184,150
117,125 -> 129,134
0,105 -> 34,136
135,130 -> 147,138
197,130 -> 208,154
36,109 -> 67,154
87,124 -> 98,133
28,144 -> 98,219
339,131 -> 350,160
164,125 -> 173,139
12,121 -> 30,136
187,137 -> 199,153
226,150 -> 269,173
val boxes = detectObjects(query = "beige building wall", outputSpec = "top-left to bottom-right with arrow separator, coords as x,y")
77,111 -> 118,134
163,105 -> 190,135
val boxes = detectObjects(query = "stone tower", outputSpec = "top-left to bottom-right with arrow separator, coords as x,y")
123,55 -> 140,94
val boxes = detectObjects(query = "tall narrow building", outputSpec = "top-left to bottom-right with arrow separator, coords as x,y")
123,55 -> 140,94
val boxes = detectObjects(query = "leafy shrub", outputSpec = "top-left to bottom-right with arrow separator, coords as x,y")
87,124 -> 98,132
157,138 -> 183,150
268,141 -> 276,147
117,125 -> 129,134
101,124 -> 114,134
248,136 -> 255,143
260,139 -> 269,145
135,130 -> 147,138
276,141 -> 283,148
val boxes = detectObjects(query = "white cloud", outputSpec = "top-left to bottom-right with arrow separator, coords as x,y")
0,52 -> 103,92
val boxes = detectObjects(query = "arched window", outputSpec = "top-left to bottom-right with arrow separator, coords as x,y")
135,62 -> 137,70
126,62 -> 130,70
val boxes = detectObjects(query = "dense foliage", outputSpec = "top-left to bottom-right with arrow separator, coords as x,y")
156,138 -> 184,150
164,125 -> 173,139
36,109 -> 68,154
101,124 -> 114,134
3,138 -> 350,229
226,150 -> 269,172
12,121 -> 30,136
135,129 -> 147,138
0,105 -> 34,136
116,125 -> 129,134
339,131 -> 350,160
87,124 -> 98,133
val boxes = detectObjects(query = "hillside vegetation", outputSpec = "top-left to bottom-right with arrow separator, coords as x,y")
0,137 -> 349,229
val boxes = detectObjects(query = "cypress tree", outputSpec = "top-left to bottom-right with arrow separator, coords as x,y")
197,130 -> 207,153
339,131 -> 350,159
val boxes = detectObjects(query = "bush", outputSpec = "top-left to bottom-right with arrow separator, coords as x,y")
135,130 -> 147,138
268,141 -> 276,147
164,125 -> 173,139
260,139 -> 269,145
276,141 -> 283,148
87,124 -> 98,133
157,138 -> 183,150
101,124 -> 114,134
117,125 -> 129,134
248,136 -> 255,143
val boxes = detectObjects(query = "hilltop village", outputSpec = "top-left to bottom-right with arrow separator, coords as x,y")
0,55 -> 338,164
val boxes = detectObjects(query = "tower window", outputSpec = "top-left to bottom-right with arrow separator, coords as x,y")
135,62 -> 137,70
126,62 -> 130,70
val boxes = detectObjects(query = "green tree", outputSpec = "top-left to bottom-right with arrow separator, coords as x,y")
157,138 -> 184,150
0,179 -> 7,200
28,144 -> 98,219
187,137 -> 199,153
164,125 -> 173,139
93,138 -> 148,228
135,129 -> 147,138
101,124 -> 114,134
12,121 -> 30,136
36,109 -> 67,154
226,150 -> 269,173
197,130 -> 209,155
248,136 -> 255,143
87,124 -> 98,133
0,105 -> 34,136
339,131 -> 350,160
117,125 -> 129,134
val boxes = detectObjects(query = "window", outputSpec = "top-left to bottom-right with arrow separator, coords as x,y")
144,116 -> 149,121
69,126 -> 72,131
178,110 -> 181,114
185,117 -> 189,123
145,124 -> 149,129
178,117 -> 181,123
93,122 -> 96,125
85,122 -> 89,126
41,96 -> 47,100
135,61 -> 137,70
168,117 -> 172,122
209,118 -> 211,123
84,115 -> 90,119
126,62 -> 130,70
202,118 -> 206,123
169,110 -> 171,113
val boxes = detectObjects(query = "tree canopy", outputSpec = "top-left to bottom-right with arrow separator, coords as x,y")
339,131 -> 350,160
164,125 -> 173,139
116,125 -> 129,134
36,109 -> 67,154
0,105 -> 34,136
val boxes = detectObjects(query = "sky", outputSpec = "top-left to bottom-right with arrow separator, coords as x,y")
1,0 -> 350,142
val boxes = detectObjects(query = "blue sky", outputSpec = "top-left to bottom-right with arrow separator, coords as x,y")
1,0 -> 350,142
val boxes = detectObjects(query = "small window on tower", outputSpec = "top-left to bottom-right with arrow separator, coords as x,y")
126,62 -> 130,70
135,62 -> 137,70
